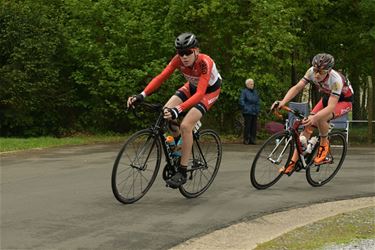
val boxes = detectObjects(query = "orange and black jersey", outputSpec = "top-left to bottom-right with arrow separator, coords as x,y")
143,53 -> 221,113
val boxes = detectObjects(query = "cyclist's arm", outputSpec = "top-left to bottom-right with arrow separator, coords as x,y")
279,68 -> 313,106
178,77 -> 209,113
279,80 -> 305,106
176,59 -> 211,113
142,56 -> 179,96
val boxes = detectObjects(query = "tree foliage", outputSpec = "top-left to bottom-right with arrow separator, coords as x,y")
0,0 -> 373,136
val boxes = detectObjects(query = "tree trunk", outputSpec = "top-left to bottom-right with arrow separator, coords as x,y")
372,44 -> 375,120
350,67 -> 361,120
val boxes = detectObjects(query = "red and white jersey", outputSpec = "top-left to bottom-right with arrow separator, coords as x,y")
302,67 -> 353,98
143,53 -> 221,112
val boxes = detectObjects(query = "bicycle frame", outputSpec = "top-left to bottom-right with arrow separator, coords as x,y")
138,110 -> 175,169
140,104 -> 207,172
273,106 -> 317,170
289,118 -> 310,168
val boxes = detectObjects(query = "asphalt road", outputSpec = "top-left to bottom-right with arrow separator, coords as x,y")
1,143 -> 374,250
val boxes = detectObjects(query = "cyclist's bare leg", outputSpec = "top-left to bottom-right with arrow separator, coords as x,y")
316,116 -> 331,144
164,95 -> 183,137
313,112 -> 334,163
179,108 -> 202,167
282,122 -> 315,173
165,107 -> 201,187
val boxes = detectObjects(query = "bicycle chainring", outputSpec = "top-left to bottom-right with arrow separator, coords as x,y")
294,161 -> 304,172
162,164 -> 176,181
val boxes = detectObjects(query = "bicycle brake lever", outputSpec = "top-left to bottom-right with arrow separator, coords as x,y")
127,105 -> 141,119
273,110 -> 283,119
125,106 -> 132,113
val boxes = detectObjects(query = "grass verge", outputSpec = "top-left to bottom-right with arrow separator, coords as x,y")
255,206 -> 375,250
0,135 -> 127,152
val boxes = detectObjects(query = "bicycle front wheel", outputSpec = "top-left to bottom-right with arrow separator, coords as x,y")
250,131 -> 293,189
179,129 -> 222,198
111,129 -> 161,204
306,132 -> 347,187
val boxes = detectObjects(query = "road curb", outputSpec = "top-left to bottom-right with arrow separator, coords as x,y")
170,196 -> 375,250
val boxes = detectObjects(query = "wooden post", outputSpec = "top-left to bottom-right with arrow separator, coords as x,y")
368,76 -> 373,144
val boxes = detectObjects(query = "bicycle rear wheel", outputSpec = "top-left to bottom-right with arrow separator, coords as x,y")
306,132 -> 347,187
179,129 -> 222,198
111,129 -> 161,204
250,131 -> 293,189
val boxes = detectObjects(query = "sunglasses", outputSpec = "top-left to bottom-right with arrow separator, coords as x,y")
313,67 -> 329,75
177,49 -> 194,57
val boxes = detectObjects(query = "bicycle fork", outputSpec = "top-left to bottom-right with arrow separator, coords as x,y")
130,135 -> 157,171
267,136 -> 292,165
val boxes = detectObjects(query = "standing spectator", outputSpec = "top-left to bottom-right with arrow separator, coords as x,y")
239,78 -> 260,144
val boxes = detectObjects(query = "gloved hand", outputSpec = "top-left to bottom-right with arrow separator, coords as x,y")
127,94 -> 144,108
163,107 -> 179,120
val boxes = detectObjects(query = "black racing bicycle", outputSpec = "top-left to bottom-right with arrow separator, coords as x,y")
111,102 -> 222,204
250,105 -> 347,189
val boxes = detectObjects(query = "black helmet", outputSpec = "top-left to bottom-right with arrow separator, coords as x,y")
175,32 -> 198,50
312,53 -> 335,70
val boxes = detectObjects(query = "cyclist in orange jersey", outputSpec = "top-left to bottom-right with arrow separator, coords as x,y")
127,33 -> 222,187
272,53 -> 353,174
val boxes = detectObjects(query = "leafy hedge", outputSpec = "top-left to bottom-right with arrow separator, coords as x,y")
0,0 -> 374,136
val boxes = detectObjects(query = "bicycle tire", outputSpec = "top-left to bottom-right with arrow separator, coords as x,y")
306,131 -> 347,187
111,129 -> 161,204
250,131 -> 293,189
179,129 -> 222,198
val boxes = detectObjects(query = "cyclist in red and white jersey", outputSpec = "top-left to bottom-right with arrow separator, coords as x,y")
272,53 -> 353,173
127,32 -> 222,187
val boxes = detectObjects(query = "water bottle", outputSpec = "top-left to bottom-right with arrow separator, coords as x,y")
305,136 -> 318,154
328,123 -> 335,133
172,137 -> 182,157
165,135 -> 176,154
299,135 -> 307,152
193,120 -> 202,133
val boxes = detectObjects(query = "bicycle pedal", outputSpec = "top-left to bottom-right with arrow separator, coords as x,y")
314,158 -> 333,166
166,183 -> 178,189
294,163 -> 303,172
281,166 -> 297,176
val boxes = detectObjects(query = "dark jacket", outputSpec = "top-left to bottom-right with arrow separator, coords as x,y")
239,88 -> 260,115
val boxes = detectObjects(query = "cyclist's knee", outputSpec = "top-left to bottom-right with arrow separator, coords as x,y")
164,95 -> 182,108
180,121 -> 194,134
315,112 -> 334,124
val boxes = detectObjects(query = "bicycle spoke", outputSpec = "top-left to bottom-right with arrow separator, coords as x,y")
179,130 -> 222,198
250,131 -> 290,189
186,168 -> 210,192
306,132 -> 347,187
111,129 -> 161,204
